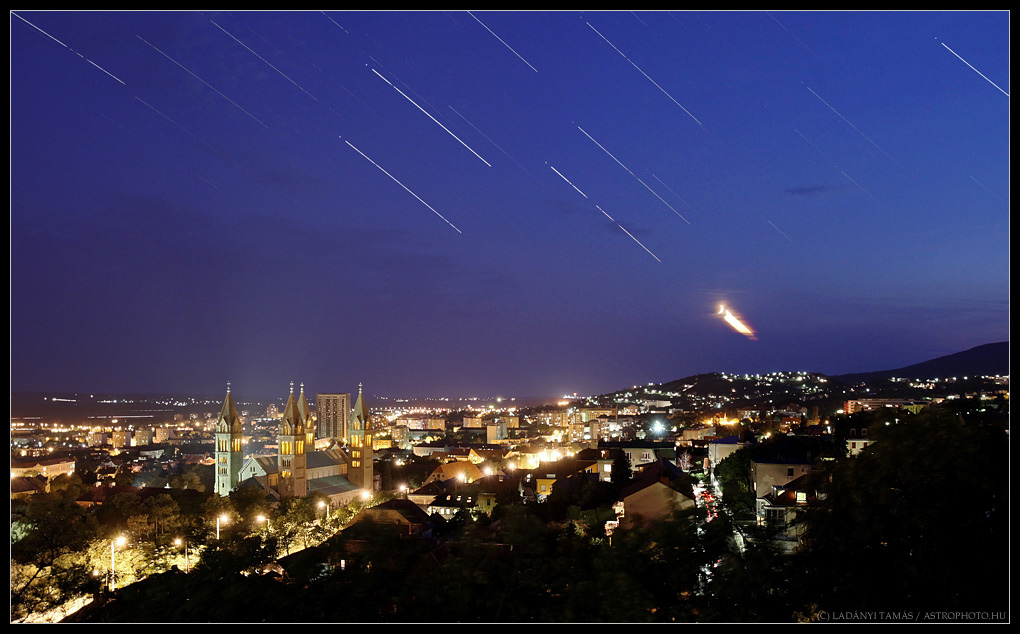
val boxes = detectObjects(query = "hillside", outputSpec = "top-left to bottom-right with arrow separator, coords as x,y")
589,342 -> 1008,412
831,341 -> 1009,384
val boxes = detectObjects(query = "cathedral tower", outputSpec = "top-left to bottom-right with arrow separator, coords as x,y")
214,383 -> 244,496
278,382 -> 308,498
347,383 -> 374,491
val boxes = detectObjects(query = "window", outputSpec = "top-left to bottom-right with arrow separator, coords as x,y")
787,468 -> 794,477
765,508 -> 786,524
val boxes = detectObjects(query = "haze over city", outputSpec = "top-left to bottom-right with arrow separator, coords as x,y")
10,11 -> 1009,400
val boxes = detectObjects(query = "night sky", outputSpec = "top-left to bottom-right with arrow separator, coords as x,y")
10,11 -> 1010,401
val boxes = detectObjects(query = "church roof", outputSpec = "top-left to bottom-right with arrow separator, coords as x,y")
241,455 -> 279,477
297,383 -> 312,424
351,383 -> 370,429
281,383 -> 304,434
305,448 -> 345,469
218,385 -> 241,431
306,475 -> 360,497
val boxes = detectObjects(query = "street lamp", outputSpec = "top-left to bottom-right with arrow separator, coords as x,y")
174,537 -> 189,573
216,514 -> 228,540
257,514 -> 271,534
318,500 -> 329,521
110,535 -> 126,592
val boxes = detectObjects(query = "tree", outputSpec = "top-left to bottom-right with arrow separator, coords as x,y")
792,407 -> 1009,617
170,466 -> 206,492
11,497 -> 100,621
713,445 -> 754,518
610,450 -> 632,487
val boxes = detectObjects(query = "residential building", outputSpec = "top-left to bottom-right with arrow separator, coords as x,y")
617,458 -> 696,530
749,459 -> 813,497
756,474 -> 825,553
707,435 -> 747,470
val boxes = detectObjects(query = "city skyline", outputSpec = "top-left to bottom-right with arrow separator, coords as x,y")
10,11 -> 1009,400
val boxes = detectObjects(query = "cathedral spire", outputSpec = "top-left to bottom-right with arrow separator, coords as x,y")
218,383 -> 240,429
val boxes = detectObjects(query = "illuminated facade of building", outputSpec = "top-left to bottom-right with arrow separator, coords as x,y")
277,382 -> 311,498
214,382 -> 375,503
214,384 -> 244,497
316,392 -> 351,442
347,384 -> 374,490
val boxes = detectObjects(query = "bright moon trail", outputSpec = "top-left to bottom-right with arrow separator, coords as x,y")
718,304 -> 758,340
342,138 -> 462,234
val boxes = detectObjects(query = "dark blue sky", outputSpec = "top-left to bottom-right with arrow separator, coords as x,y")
10,11 -> 1009,401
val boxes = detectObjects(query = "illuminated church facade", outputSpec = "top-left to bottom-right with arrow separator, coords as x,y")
214,382 -> 376,508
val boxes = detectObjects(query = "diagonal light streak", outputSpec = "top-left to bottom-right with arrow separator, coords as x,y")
137,35 -> 269,128
764,217 -> 795,243
449,106 -> 541,183
85,58 -> 126,85
596,205 -> 661,262
586,21 -> 702,126
13,12 -> 125,85
577,126 -> 690,224
343,138 -> 462,234
651,173 -> 697,216
550,164 -> 661,262
371,68 -> 491,167
548,165 -> 588,198
806,86 -> 896,164
211,19 -> 319,103
12,11 -> 69,47
840,170 -> 881,204
940,42 -> 1009,97
468,11 -> 538,73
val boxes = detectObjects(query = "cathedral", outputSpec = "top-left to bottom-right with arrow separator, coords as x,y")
214,381 -> 376,509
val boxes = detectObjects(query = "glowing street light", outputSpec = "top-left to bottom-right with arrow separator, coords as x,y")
257,514 -> 271,533
216,514 -> 229,540
110,535 -> 127,592
174,537 -> 189,573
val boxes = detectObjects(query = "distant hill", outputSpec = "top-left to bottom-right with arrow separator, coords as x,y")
831,342 -> 1009,384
